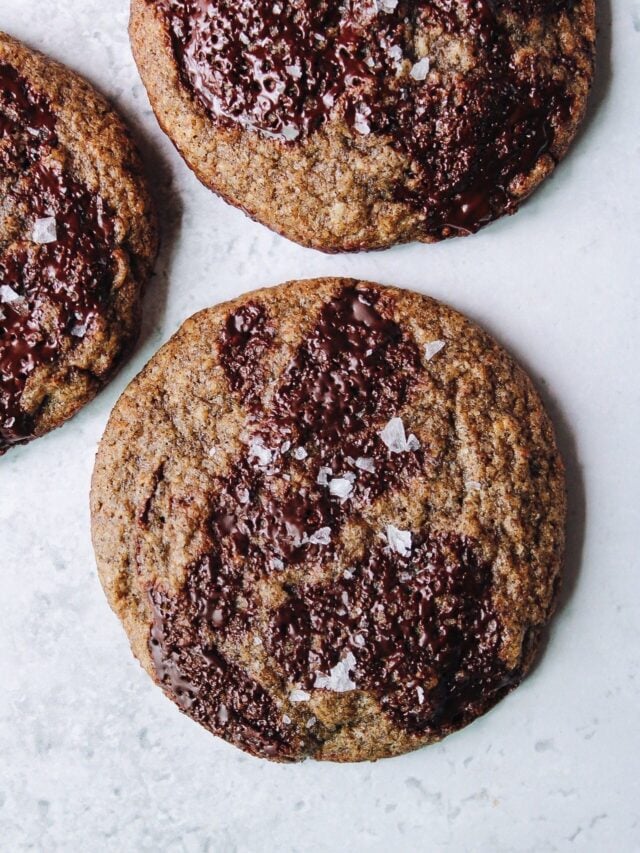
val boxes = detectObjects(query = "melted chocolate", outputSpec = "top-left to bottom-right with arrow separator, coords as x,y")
158,0 -> 576,236
147,285 -> 512,755
219,301 -> 274,405
0,64 -> 115,452
268,533 -> 514,734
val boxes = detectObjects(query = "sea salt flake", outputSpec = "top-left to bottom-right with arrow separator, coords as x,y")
388,44 -> 403,64
343,568 -> 354,579
424,339 -> 446,361
329,477 -> 353,500
293,446 -> 308,460
306,716 -> 317,728
32,216 -> 57,244
466,480 -> 482,491
248,439 -> 272,467
218,704 -> 229,723
314,652 -> 357,693
417,685 -> 425,704
376,0 -> 398,11
353,634 -> 366,648
308,527 -> 331,546
271,557 -> 285,571
317,466 -> 332,486
285,64 -> 302,78
355,457 -> 376,474
280,440 -> 291,453
0,285 -> 21,304
289,689 -> 311,703
282,714 -> 292,725
70,320 -> 89,338
282,125 -> 300,141
379,417 -> 420,453
253,636 -> 263,646
410,57 -> 430,80
385,524 -> 412,556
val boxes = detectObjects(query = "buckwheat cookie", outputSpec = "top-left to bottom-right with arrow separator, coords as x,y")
91,277 -> 565,762
130,0 -> 594,252
0,33 -> 157,454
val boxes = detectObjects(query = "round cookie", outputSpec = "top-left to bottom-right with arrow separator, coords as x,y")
130,0 -> 595,252
0,33 -> 157,454
91,277 -> 565,762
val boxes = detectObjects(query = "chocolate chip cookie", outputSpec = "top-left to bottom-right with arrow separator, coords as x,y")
0,33 -> 157,454
91,278 -> 565,762
130,0 -> 594,251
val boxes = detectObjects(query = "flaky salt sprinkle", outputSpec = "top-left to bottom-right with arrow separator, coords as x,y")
416,685 -> 425,705
466,480 -> 482,491
379,417 -> 420,453
410,57 -> 431,81
248,439 -> 272,467
308,527 -> 331,546
329,477 -> 353,501
317,466 -> 332,486
293,446 -> 308,460
355,457 -> 376,474
306,716 -> 317,729
314,652 -> 357,693
0,284 -> 22,304
289,689 -> 311,703
385,524 -> 412,557
424,339 -> 446,361
32,216 -> 57,244
282,714 -> 292,725
376,0 -> 398,11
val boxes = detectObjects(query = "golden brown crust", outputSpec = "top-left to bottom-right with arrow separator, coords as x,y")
0,32 -> 158,449
129,0 -> 595,252
91,278 -> 566,762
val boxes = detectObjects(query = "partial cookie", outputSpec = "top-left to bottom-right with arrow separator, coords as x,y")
130,0 -> 594,252
91,277 -> 565,762
0,33 -> 157,454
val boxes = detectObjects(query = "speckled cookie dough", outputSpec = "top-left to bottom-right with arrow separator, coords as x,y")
0,33 -> 157,453
91,278 -> 566,762
130,0 -> 595,251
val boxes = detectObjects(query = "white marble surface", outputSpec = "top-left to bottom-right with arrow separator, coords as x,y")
1,1 -> 639,850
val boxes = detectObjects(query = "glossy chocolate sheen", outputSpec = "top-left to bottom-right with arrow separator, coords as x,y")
0,64 -> 115,452
148,286 -> 514,758
158,0 -> 575,236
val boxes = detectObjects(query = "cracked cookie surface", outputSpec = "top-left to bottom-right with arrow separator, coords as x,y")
0,33 -> 157,453
91,278 -> 565,762
130,0 -> 594,251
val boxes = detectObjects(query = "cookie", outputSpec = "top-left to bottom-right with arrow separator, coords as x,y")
0,33 -> 157,454
91,277 -> 565,762
130,0 -> 594,252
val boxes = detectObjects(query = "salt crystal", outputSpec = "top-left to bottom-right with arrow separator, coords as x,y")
70,321 -> 89,338
272,557 -> 285,571
417,685 -> 425,704
248,439 -> 272,467
285,64 -> 302,79
282,714 -> 291,725
352,634 -> 366,648
424,339 -> 446,361
293,446 -> 308,460
385,524 -> 412,556
253,636 -> 263,646
282,125 -> 300,141
376,0 -> 398,11
343,568 -> 354,579
388,44 -> 403,64
410,57 -> 430,81
354,111 -> 371,136
317,466 -> 332,486
379,417 -> 420,453
218,704 -> 229,723
32,216 -> 57,244
281,440 -> 291,453
314,652 -> 357,692
466,480 -> 482,491
0,285 -> 21,303
355,457 -> 376,474
308,527 -> 331,546
306,716 -> 317,729
290,689 -> 310,703
329,477 -> 353,500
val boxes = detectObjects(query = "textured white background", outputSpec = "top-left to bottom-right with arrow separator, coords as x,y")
1,1 -> 639,851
